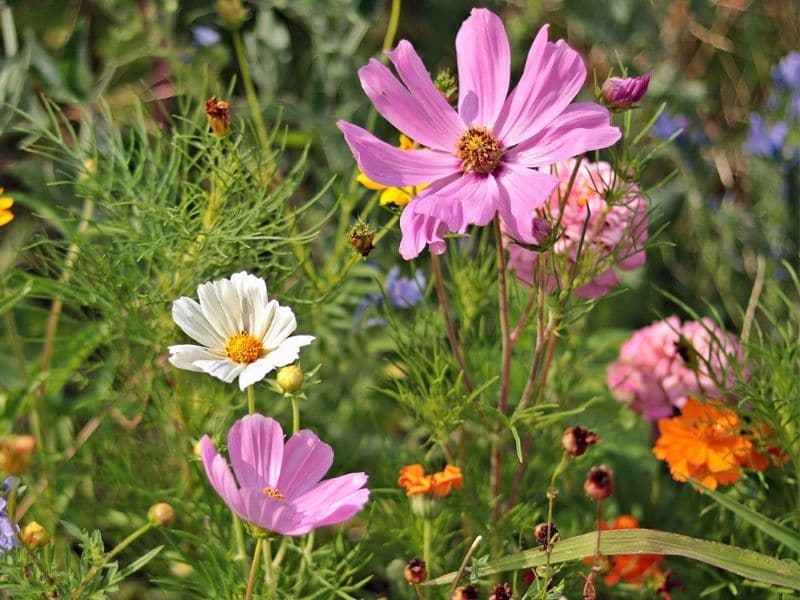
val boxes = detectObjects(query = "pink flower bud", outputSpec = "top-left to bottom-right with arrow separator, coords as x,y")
601,74 -> 651,109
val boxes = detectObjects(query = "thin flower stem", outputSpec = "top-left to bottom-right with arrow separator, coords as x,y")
413,584 -> 427,600
26,546 -> 56,586
381,0 -> 402,53
69,522 -> 153,600
233,512 -> 248,574
422,519 -> 432,570
245,538 -> 264,600
3,311 -> 25,377
544,452 -> 570,582
741,254 -> 766,344
510,291 -> 537,344
430,253 -> 474,392
247,385 -> 256,415
491,216 -> 512,523
507,432 -> 531,509
232,31 -> 270,153
446,535 -> 482,599
291,395 -> 300,434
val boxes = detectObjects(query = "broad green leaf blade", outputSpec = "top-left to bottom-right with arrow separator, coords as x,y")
425,529 -> 800,591
691,479 -> 800,555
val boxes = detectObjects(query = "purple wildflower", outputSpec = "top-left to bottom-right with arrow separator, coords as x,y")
0,479 -> 18,553
200,414 -> 369,536
651,110 -> 689,140
338,8 -> 620,260
745,113 -> 788,159
772,52 -> 800,93
601,74 -> 651,109
192,26 -> 221,47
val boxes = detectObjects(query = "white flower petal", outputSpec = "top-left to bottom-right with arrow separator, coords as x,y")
231,272 -> 268,334
253,299 -> 278,343
197,278 -> 241,339
263,305 -> 297,349
172,297 -> 226,348
237,357 -> 277,390
267,335 -> 315,368
168,344 -> 221,371
194,358 -> 245,384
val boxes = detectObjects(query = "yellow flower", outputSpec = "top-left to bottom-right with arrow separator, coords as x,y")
357,135 -> 428,207
0,188 -> 14,226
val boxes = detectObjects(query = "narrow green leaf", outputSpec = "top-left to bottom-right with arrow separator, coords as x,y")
425,529 -> 800,591
691,479 -> 800,555
0,280 -> 32,316
510,425 -> 523,463
112,546 -> 164,582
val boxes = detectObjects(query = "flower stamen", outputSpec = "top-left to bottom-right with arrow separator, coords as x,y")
225,332 -> 263,363
262,486 -> 286,501
455,126 -> 503,174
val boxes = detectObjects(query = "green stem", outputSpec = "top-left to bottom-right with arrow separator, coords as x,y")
69,522 -> 153,599
233,512 -> 248,574
245,538 -> 264,600
381,0 -> 402,53
291,395 -> 300,434
232,30 -> 271,153
4,311 -> 25,378
422,519 -> 432,570
544,453 -> 570,582
0,1 -> 17,57
247,385 -> 256,414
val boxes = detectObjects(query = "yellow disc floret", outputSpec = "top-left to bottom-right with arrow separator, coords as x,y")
455,126 -> 503,174
225,332 -> 263,363
262,486 -> 286,501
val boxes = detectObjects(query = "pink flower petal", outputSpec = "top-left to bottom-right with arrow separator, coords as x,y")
200,436 -> 244,514
278,430 -> 334,498
291,473 -> 370,530
338,121 -> 459,187
494,26 -> 587,146
456,8 -> 510,126
506,103 -> 621,167
414,173 -> 499,231
496,164 -> 560,242
227,414 -> 284,490
238,488 -> 304,535
399,203 -> 451,260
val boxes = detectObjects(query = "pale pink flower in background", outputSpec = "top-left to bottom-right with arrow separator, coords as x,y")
200,414 -> 369,536
504,159 -> 648,299
607,317 -> 745,421
338,8 -> 620,259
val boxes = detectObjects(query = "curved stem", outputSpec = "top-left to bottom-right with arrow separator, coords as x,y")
232,31 -> 270,153
430,253 -> 474,392
446,535 -> 482,599
245,538 -> 264,600
247,385 -> 256,415
381,0 -> 402,53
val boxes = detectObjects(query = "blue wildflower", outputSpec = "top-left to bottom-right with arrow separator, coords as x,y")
651,110 -> 690,140
355,267 -> 426,327
0,479 -> 18,553
772,52 -> 800,93
745,113 -> 788,159
192,26 -> 221,47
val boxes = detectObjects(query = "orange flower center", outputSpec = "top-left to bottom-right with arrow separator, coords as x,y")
225,332 -> 263,363
456,127 -> 503,174
262,486 -> 286,501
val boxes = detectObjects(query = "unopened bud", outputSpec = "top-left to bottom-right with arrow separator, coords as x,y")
205,96 -> 231,137
348,221 -> 375,257
0,435 -> 36,475
148,502 -> 175,527
434,68 -> 457,103
403,557 -> 427,584
534,521 -> 558,548
215,0 -> 249,29
489,582 -> 512,600
276,365 -> 304,393
561,426 -> 600,457
600,74 -> 650,110
79,158 -> 97,181
21,521 -> 50,549
584,465 -> 615,501
451,585 -> 479,600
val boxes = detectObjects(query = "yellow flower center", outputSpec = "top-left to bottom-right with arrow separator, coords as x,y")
262,486 -> 286,501
456,126 -> 503,174
225,332 -> 263,363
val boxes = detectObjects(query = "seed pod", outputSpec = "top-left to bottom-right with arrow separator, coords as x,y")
403,557 -> 427,584
584,465 -> 615,501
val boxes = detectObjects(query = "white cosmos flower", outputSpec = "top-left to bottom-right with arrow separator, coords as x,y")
168,272 -> 314,390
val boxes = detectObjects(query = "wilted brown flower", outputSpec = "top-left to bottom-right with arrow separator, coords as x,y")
0,435 -> 36,475
403,557 -> 427,584
205,96 -> 231,137
562,426 -> 600,456
584,465 -> 614,501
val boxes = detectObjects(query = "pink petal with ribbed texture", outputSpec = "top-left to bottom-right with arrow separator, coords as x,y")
494,26 -> 586,146
238,488 -> 303,534
413,173 -> 499,231
291,473 -> 370,529
338,121 -> 459,187
384,41 -> 465,146
506,103 -> 621,167
456,8 -> 510,126
398,174 -> 462,259
496,165 -> 560,242
278,430 -> 334,498
227,414 -> 284,490
200,436 -> 244,514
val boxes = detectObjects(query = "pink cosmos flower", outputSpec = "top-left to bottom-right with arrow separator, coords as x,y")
600,74 -> 651,109
200,414 -> 369,536
504,159 -> 648,299
337,8 -> 621,259
607,317 -> 745,421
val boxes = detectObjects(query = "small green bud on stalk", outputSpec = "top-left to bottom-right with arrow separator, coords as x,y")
148,502 -> 175,527
276,365 -> 304,393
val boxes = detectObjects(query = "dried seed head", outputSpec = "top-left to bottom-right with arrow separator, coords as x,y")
562,427 -> 600,457
489,582 -> 512,600
205,96 -> 231,137
534,521 -> 558,548
451,585 -> 479,600
584,465 -> 615,501
403,557 -> 427,584
348,221 -> 375,257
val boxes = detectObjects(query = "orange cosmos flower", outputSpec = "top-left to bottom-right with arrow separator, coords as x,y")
653,397 -> 769,490
583,515 -> 664,586
398,464 -> 463,497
